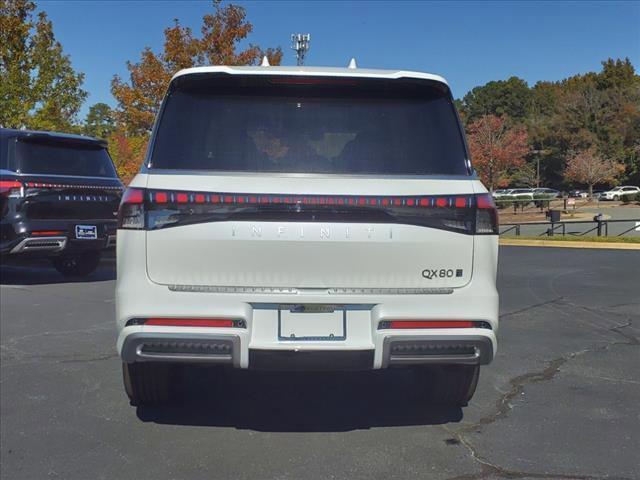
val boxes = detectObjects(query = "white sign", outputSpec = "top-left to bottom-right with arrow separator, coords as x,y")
567,198 -> 576,206
635,221 -> 640,232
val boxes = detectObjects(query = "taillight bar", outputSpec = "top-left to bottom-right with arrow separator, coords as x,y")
118,187 -> 498,235
0,180 -> 23,197
22,182 -> 123,191
126,317 -> 246,328
378,320 -> 491,329
146,189 -> 476,209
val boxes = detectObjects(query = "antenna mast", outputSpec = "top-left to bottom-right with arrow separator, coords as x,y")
291,34 -> 311,66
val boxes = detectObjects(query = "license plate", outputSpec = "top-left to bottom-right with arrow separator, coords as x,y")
75,225 -> 97,240
279,307 -> 346,341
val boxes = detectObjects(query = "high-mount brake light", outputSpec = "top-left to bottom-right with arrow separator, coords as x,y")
0,180 -> 23,198
117,187 -> 146,230
268,77 -> 358,86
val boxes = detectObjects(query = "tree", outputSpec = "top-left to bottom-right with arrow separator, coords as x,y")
112,1 -> 283,136
565,147 -> 624,196
466,115 -> 529,191
110,1 -> 283,174
83,103 -> 114,139
0,0 -> 86,130
460,77 -> 532,124
512,162 -> 538,188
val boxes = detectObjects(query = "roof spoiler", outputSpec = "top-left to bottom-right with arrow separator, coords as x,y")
19,132 -> 108,149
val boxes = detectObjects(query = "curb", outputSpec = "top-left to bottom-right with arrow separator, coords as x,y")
499,239 -> 640,250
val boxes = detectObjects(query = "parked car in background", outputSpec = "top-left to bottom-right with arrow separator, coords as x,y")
492,189 -> 513,199
600,186 -> 640,201
508,188 -> 534,199
569,190 -> 589,198
1,129 -> 123,276
533,188 -> 560,198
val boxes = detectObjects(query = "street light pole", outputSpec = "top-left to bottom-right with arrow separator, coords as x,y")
531,149 -> 546,188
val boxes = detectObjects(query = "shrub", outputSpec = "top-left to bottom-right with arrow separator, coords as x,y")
494,195 -> 515,210
533,194 -> 554,210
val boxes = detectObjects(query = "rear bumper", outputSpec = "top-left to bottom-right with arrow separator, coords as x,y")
119,330 -> 494,370
1,219 -> 116,256
116,230 -> 499,370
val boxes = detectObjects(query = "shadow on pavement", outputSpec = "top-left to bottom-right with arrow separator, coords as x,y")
137,367 -> 463,432
0,257 -> 116,285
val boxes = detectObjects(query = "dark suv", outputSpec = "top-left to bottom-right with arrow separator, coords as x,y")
1,129 -> 123,276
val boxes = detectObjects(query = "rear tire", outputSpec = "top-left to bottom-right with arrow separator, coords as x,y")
122,362 -> 178,406
51,251 -> 101,277
419,364 -> 480,406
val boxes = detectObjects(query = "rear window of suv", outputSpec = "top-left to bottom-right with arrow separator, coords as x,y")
15,139 -> 117,177
150,74 -> 469,175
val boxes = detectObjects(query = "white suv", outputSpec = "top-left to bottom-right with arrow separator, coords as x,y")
601,186 -> 640,201
116,65 -> 499,407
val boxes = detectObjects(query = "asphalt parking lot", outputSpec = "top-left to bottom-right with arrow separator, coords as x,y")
1,247 -> 639,480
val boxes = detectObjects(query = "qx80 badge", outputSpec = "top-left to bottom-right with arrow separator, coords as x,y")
422,268 -> 464,279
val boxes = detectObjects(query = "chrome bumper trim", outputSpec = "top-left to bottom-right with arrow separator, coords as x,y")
382,335 -> 493,367
121,332 -> 240,366
168,284 -> 453,295
10,236 -> 67,254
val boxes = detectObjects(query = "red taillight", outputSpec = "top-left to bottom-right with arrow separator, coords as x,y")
475,193 -> 499,234
31,230 -> 66,236
379,320 -> 489,329
0,180 -> 23,197
145,318 -> 236,328
117,187 -> 145,230
121,187 -> 144,204
477,193 -> 495,209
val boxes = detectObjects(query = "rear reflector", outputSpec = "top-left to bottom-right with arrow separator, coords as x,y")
379,320 -> 491,329
143,318 -> 243,328
31,230 -> 66,236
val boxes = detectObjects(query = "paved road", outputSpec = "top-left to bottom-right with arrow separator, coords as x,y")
1,247 -> 639,480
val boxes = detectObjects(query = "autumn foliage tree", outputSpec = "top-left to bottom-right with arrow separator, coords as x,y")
0,0 -> 87,130
466,114 -> 529,191
564,147 -> 624,197
110,1 -> 283,176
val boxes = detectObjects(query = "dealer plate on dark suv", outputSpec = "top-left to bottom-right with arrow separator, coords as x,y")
1,128 -> 123,276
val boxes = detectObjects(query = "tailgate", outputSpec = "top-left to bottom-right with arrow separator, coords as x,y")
144,175 -> 476,290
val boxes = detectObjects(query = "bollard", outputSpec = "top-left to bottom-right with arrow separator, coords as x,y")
593,214 -> 603,236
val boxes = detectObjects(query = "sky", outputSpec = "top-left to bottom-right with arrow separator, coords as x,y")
37,0 -> 640,118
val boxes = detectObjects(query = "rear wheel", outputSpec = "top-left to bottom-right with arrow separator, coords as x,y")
122,362 -> 178,406
418,364 -> 480,406
51,251 -> 101,277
